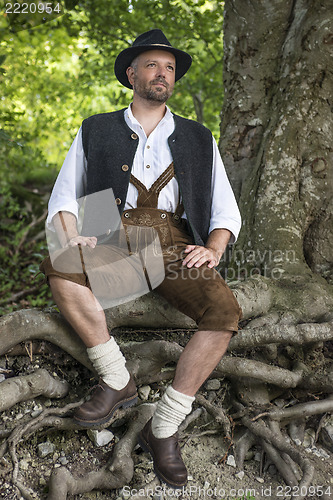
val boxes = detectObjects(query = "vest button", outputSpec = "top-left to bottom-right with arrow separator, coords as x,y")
115,198 -> 121,205
131,133 -> 138,140
121,164 -> 129,172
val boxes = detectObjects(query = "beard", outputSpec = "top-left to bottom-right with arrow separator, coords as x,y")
133,77 -> 173,103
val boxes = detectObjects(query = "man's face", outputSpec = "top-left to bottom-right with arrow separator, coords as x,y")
127,50 -> 176,103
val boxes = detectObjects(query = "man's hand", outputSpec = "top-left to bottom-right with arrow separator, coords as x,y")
182,245 -> 220,269
182,228 -> 232,269
67,236 -> 97,248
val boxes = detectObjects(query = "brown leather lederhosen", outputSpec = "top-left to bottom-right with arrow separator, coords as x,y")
40,163 -> 241,332
121,162 -> 192,255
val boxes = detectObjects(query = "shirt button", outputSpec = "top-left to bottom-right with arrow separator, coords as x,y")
147,145 -> 150,149
121,164 -> 129,172
131,133 -> 138,140
146,165 -> 151,169
115,198 -> 121,205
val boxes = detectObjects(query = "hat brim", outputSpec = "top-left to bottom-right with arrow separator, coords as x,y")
114,45 -> 192,89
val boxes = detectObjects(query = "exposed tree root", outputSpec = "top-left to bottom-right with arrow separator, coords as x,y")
0,369 -> 69,411
47,403 -> 156,500
1,277 -> 333,498
238,408 -> 314,499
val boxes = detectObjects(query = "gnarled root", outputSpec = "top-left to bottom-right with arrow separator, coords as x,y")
0,368 -> 69,412
47,403 -> 156,500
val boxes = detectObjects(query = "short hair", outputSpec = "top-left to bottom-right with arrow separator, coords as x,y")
129,55 -> 139,71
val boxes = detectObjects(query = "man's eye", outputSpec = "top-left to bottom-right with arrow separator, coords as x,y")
168,66 -> 175,71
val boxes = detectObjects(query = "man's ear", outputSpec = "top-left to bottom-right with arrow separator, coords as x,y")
126,66 -> 135,87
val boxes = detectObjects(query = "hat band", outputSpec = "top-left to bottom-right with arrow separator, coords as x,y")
149,44 -> 173,48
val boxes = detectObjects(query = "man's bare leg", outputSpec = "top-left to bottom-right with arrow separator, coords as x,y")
172,329 -> 232,396
150,329 -> 232,439
49,276 -> 109,348
49,275 -> 137,424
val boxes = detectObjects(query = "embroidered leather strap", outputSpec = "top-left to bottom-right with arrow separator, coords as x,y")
130,162 -> 184,218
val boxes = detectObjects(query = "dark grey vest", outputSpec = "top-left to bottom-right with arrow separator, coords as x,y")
81,109 -> 213,245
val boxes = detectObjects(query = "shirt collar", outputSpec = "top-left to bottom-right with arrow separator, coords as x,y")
125,103 -> 173,129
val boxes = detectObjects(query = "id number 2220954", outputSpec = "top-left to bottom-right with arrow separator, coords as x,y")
5,3 -> 62,14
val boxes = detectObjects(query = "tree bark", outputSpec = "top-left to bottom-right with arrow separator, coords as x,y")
220,0 -> 333,285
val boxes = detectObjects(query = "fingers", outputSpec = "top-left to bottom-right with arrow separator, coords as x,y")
67,236 -> 97,248
182,245 -> 218,268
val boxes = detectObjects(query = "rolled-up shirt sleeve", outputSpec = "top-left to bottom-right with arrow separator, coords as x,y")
209,137 -> 242,243
46,127 -> 87,231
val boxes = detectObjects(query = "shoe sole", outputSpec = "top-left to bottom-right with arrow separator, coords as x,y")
138,432 -> 188,489
73,394 -> 138,428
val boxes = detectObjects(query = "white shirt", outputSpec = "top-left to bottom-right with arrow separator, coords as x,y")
47,104 -> 241,242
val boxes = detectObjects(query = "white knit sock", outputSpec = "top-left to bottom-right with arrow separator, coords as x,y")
152,386 -> 195,438
87,337 -> 130,390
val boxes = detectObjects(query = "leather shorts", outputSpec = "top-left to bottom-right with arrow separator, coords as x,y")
40,208 -> 241,332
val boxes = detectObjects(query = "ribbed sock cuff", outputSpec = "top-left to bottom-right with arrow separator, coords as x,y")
152,385 -> 195,438
87,337 -> 130,390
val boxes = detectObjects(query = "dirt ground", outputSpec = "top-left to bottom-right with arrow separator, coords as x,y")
1,335 -> 333,500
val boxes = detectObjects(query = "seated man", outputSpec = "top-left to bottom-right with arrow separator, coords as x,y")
40,29 -> 242,489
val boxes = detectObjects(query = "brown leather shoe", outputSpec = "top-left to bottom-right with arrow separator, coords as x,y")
73,376 -> 137,427
138,418 -> 188,488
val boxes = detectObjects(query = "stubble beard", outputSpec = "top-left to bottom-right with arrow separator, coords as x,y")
133,77 -> 173,104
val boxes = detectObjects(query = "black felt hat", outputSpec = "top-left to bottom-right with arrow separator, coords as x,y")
114,29 -> 192,89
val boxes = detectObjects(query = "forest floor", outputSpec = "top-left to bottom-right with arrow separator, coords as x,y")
1,328 -> 333,500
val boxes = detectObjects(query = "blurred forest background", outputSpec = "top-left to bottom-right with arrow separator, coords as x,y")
0,0 -> 224,315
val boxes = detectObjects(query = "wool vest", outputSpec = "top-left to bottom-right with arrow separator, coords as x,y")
81,109 -> 213,245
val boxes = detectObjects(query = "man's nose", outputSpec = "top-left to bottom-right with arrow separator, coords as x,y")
156,65 -> 166,77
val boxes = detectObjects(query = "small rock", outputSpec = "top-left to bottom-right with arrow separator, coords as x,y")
38,441 -> 55,458
319,417 -> 333,453
267,464 -> 277,475
39,478 -> 47,486
227,455 -> 236,467
188,475 -> 194,481
302,428 -> 316,448
204,481 -> 210,489
16,413 -> 24,420
205,379 -> 221,391
31,405 -> 43,418
138,385 -> 151,400
256,477 -> 264,484
19,459 -> 30,471
0,374 -> 6,383
87,429 -> 114,447
235,471 -> 244,480
44,399 -> 52,407
254,451 -> 261,462
59,456 -> 68,465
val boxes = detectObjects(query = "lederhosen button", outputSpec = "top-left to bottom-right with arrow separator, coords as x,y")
124,212 -> 130,218
131,133 -> 138,140
160,213 -> 167,219
121,164 -> 129,172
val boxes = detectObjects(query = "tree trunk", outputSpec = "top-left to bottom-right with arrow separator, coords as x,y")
220,0 -> 333,309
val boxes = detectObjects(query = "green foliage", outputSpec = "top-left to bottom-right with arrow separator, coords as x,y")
0,182 -> 53,315
0,1 -> 224,313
